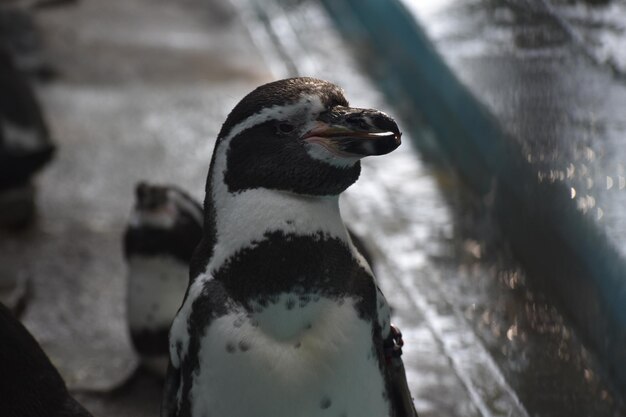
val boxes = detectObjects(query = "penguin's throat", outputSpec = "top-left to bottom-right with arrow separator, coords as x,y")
207,184 -> 350,272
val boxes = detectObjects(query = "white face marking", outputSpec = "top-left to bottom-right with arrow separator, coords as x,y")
222,94 -> 324,144
126,255 -> 188,332
191,296 -> 388,417
206,94 -> 352,275
304,141 -> 361,168
224,94 -> 360,169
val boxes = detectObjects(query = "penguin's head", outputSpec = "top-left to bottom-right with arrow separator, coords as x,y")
213,77 -> 401,196
126,182 -> 203,262
130,182 -> 203,231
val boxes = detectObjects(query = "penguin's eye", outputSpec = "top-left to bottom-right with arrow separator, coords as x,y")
277,123 -> 295,135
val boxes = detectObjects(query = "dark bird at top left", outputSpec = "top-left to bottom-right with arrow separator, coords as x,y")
0,44 -> 55,228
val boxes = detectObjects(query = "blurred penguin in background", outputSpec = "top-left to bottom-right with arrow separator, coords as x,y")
124,182 -> 203,377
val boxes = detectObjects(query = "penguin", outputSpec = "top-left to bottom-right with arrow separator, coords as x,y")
0,3 -> 56,80
124,181 -> 203,377
163,77 -> 417,417
0,42 -> 55,313
124,181 -> 375,377
0,43 -> 55,228
0,302 -> 93,417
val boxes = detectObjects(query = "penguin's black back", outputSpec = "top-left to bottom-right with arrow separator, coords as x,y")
0,303 -> 92,417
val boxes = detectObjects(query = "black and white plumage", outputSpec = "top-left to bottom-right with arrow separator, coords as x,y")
124,182 -> 203,377
163,77 -> 416,417
0,302 -> 93,417
124,181 -> 375,377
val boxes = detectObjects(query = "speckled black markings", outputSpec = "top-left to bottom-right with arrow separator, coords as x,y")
299,295 -> 311,308
225,342 -> 236,353
320,397 -> 332,410
164,78 -> 409,417
238,341 -> 250,352
214,232 -> 377,321
294,341 -> 302,349
168,234 -> 385,417
166,279 -> 232,417
285,298 -> 295,310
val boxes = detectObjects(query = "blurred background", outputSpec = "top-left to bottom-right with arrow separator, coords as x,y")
1,0 -> 625,415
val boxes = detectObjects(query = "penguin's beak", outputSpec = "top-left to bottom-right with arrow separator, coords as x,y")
302,107 -> 402,157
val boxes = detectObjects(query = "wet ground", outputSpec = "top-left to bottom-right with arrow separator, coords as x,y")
399,0 -> 626,414
1,0 -> 624,416
404,0 -> 626,258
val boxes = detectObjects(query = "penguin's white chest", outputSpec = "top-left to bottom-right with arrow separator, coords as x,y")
191,295 -> 389,417
126,256 -> 188,331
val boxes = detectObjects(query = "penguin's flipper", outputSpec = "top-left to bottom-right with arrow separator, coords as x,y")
161,361 -> 180,417
385,325 -> 419,417
347,228 -> 375,268
161,276 -> 236,417
390,357 -> 419,417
